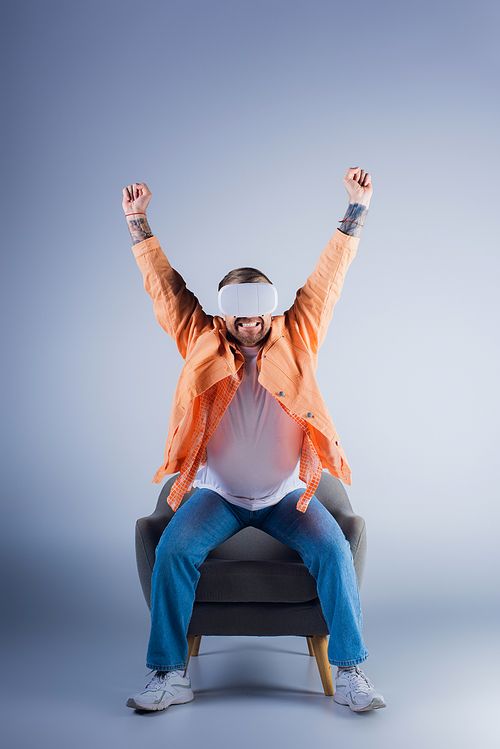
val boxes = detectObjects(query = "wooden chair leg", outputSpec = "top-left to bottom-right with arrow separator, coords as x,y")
310,635 -> 334,696
191,635 -> 202,657
186,635 -> 201,668
306,637 -> 315,657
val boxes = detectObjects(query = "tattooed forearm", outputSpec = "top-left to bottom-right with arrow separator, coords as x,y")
127,216 -> 153,245
338,203 -> 369,238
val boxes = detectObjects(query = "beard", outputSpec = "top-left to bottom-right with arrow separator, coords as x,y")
227,316 -> 271,346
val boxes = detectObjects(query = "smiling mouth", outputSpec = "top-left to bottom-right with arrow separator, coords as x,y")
236,318 -> 262,330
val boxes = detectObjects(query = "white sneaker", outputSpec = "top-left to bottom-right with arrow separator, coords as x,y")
334,666 -> 386,712
126,670 -> 194,711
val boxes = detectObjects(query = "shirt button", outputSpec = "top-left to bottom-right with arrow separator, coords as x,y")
307,412 -> 313,418
279,391 -> 285,397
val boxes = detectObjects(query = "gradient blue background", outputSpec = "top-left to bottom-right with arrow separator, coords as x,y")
2,1 -> 499,746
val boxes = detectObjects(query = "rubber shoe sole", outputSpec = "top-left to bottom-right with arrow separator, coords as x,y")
334,692 -> 386,712
126,688 -> 194,711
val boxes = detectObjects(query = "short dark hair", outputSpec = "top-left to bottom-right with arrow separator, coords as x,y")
218,267 -> 272,291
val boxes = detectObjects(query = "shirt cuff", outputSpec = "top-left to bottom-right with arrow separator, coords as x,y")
332,228 -> 361,251
131,235 -> 161,259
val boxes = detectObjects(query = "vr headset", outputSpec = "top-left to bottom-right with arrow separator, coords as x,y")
218,283 -> 278,317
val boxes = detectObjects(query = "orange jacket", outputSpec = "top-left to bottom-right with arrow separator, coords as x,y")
133,228 -> 359,502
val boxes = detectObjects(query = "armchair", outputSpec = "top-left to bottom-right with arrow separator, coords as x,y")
135,472 -> 366,695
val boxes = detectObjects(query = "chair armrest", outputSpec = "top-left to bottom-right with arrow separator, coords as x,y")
135,516 -> 163,609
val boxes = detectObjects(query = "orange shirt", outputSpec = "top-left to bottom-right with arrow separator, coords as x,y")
133,228 -> 359,512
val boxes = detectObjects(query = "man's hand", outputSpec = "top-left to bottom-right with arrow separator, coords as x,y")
338,167 -> 372,238
122,183 -> 152,216
343,167 -> 372,207
123,182 -> 153,245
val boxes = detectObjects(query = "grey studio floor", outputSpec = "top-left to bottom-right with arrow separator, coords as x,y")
2,598 -> 499,749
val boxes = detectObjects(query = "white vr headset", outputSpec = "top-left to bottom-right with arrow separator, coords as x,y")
218,283 -> 278,317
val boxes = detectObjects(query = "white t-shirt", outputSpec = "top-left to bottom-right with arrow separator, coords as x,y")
194,345 -> 305,509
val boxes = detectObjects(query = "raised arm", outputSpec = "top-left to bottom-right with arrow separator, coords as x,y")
286,167 -> 372,353
123,183 -> 213,358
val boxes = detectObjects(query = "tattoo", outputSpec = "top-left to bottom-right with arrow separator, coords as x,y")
127,216 -> 153,245
338,203 -> 368,238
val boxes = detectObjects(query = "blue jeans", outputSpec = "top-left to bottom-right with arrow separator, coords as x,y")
146,488 -> 369,670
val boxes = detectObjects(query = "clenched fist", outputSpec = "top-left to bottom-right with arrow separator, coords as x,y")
343,168 -> 372,206
122,183 -> 152,216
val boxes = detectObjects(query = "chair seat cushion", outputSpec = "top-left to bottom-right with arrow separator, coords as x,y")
207,526 -> 302,561
195,559 -> 319,603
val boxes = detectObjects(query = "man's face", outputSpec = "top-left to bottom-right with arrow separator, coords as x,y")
224,314 -> 272,348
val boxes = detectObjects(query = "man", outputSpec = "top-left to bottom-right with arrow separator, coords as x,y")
123,167 -> 385,713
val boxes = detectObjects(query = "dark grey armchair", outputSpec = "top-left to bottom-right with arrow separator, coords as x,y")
135,471 -> 366,695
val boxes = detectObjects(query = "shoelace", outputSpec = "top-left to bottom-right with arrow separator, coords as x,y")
143,670 -> 174,691
340,666 -> 374,693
